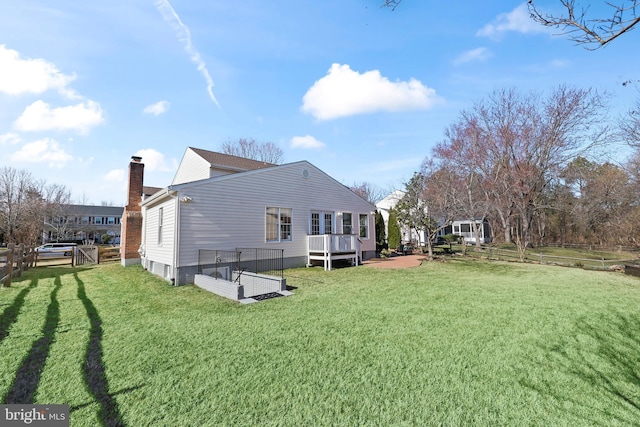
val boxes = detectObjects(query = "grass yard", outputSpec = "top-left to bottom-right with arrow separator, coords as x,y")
1,259 -> 640,426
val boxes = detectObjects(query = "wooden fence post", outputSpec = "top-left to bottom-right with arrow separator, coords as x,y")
5,243 -> 15,287
16,243 -> 24,278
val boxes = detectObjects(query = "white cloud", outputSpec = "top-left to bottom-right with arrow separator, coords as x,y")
549,59 -> 569,68
14,100 -> 105,133
0,132 -> 21,145
301,63 -> 441,120
0,44 -> 77,97
11,138 -> 73,168
155,0 -> 220,107
143,100 -> 171,115
291,135 -> 326,150
134,148 -> 173,172
104,169 -> 125,182
477,3 -> 549,38
454,47 -> 492,65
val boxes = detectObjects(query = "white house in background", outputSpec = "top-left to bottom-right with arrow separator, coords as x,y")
445,220 -> 492,244
376,190 -> 492,246
130,147 -> 377,285
375,190 -> 424,245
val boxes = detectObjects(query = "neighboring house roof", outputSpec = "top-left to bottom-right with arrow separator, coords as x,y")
189,147 -> 276,172
65,204 -> 124,216
143,186 -> 163,197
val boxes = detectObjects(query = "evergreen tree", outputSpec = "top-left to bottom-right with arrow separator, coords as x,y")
387,207 -> 401,250
375,210 -> 386,250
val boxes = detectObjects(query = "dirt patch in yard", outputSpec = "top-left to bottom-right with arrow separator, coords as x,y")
362,254 -> 429,269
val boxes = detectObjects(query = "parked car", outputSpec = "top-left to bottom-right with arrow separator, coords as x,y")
36,243 -> 77,258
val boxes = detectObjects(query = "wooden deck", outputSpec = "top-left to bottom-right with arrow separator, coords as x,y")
308,234 -> 361,271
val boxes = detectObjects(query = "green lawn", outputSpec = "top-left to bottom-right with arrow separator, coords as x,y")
1,260 -> 640,426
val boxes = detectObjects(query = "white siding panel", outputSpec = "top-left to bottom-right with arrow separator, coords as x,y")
172,148 -> 211,185
175,162 -> 376,267
143,197 -> 176,266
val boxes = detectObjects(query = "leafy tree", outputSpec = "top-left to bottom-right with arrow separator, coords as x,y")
394,169 -> 458,258
221,138 -> 284,164
387,207 -> 401,250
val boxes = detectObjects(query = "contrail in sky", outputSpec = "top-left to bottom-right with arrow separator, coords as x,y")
155,0 -> 220,108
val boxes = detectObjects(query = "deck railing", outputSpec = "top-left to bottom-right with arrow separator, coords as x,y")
308,234 -> 362,271
308,234 -> 360,253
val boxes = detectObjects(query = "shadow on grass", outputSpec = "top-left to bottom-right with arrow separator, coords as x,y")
3,277 -> 60,404
522,312 -> 640,424
0,278 -> 37,344
75,272 -> 125,427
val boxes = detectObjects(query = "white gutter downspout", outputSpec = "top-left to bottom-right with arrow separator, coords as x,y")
172,189 -> 180,286
167,186 -> 180,286
140,204 -> 147,268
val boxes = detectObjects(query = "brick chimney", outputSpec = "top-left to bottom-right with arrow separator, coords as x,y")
121,156 -> 144,266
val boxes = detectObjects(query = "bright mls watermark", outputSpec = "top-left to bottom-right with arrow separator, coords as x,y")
1,405 -> 69,426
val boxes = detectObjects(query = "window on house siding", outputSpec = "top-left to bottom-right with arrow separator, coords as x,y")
158,207 -> 164,245
310,211 -> 334,235
266,207 -> 292,242
359,214 -> 369,238
324,213 -> 333,234
311,212 -> 320,235
343,212 -> 353,235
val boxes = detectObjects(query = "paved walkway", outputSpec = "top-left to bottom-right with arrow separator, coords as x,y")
362,254 -> 428,269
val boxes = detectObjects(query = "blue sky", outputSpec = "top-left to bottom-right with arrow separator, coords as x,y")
1,1 -> 638,205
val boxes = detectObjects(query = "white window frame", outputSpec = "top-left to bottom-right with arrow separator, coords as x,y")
342,212 -> 353,235
266,207 -> 292,242
359,213 -> 369,239
310,211 -> 334,235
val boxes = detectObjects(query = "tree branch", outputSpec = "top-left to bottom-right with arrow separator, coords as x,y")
528,0 -> 640,49
381,0 -> 402,11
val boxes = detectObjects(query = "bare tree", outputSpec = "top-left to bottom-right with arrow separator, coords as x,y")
0,167 -> 72,245
383,1 -> 638,48
620,98 -> 640,146
528,0 -> 640,48
221,138 -> 284,164
434,115 -> 492,250
349,182 -> 387,204
0,167 -> 35,243
429,86 -> 610,257
43,185 -> 74,242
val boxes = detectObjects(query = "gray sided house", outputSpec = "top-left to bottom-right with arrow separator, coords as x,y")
42,204 -> 123,244
137,147 -> 376,285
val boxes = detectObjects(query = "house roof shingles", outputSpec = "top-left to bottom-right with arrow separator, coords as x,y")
190,147 -> 276,171
143,186 -> 163,197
